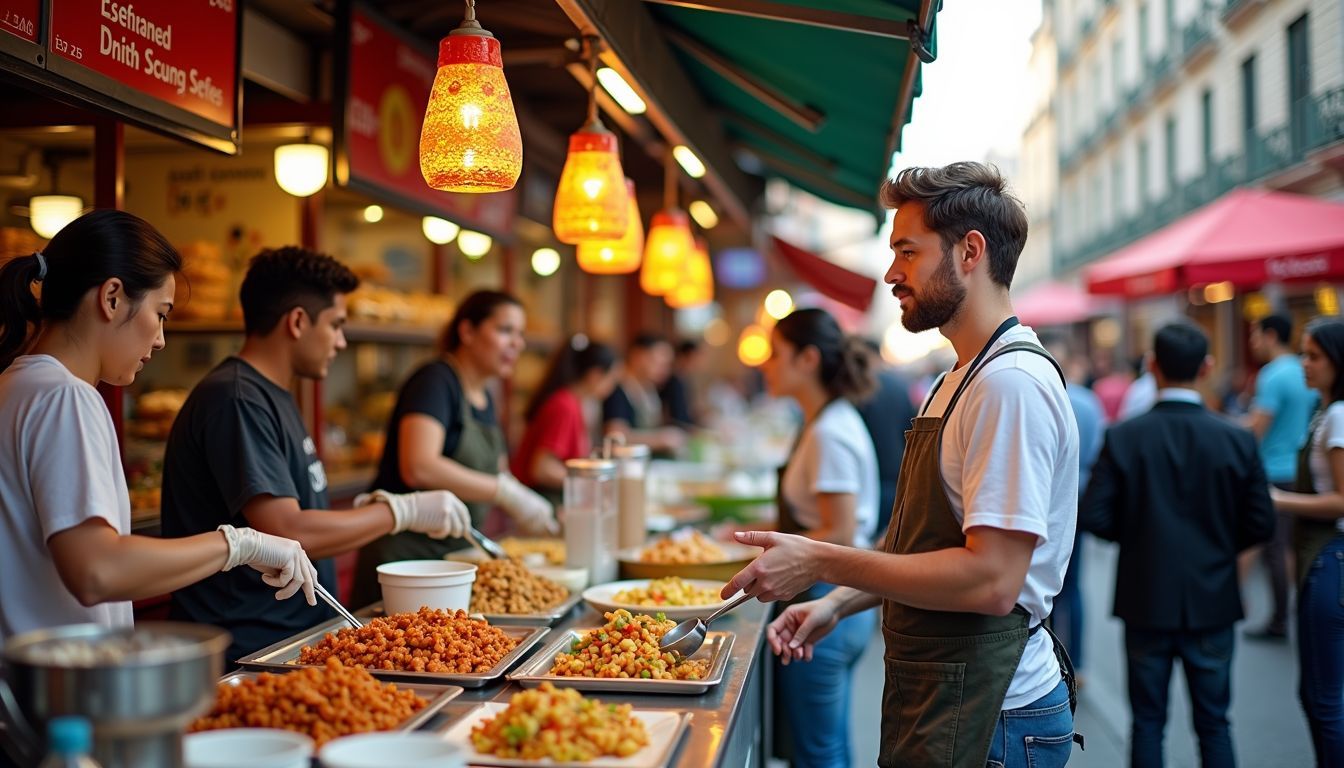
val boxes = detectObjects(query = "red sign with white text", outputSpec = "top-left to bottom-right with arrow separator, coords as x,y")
0,0 -> 40,43
47,0 -> 237,129
344,7 -> 516,236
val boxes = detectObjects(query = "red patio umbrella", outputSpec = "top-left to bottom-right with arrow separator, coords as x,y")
1084,189 -> 1344,298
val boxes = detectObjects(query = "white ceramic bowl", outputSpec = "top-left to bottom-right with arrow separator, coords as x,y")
184,728 -> 313,768
318,732 -> 466,768
531,564 -> 589,593
376,560 -> 477,615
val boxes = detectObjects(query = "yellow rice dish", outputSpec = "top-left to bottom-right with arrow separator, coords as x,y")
470,682 -> 649,761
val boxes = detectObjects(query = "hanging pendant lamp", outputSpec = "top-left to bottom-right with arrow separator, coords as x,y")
577,177 -> 643,274
640,152 -> 694,296
419,0 -> 523,193
553,37 -> 628,243
666,237 -> 714,309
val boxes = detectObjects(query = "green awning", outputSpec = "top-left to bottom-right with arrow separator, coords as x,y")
647,1 -> 937,214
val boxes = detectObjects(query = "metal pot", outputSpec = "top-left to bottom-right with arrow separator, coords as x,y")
1,622 -> 228,768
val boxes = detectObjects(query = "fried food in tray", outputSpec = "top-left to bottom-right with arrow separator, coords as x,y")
190,658 -> 425,747
637,530 -> 726,565
470,682 -> 650,761
470,558 -> 570,615
549,609 -> 711,681
296,607 -> 518,674
499,537 -> 567,565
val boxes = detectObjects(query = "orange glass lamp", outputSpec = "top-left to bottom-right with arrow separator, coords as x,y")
576,178 -> 642,274
553,38 -> 628,243
419,1 -> 522,193
666,238 -> 713,308
639,151 -> 695,296
639,208 -> 694,296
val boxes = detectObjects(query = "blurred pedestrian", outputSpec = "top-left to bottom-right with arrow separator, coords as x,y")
1082,322 -> 1275,768
1243,314 -> 1316,641
857,339 -> 916,537
661,339 -> 706,429
1269,317 -> 1344,766
602,333 -> 684,454
1043,335 -> 1104,682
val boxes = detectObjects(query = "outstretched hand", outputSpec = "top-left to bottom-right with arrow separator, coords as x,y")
768,599 -> 841,665
720,530 -> 824,603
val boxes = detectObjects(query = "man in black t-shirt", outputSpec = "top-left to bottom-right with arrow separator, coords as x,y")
602,333 -> 684,453
162,247 -> 471,661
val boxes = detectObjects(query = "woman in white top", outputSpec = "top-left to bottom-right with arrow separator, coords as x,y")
758,307 -> 880,768
0,210 -> 317,648
1270,316 -> 1344,765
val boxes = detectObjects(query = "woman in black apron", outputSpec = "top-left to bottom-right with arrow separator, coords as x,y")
757,308 -> 881,768
1269,317 -> 1344,766
352,290 -> 555,608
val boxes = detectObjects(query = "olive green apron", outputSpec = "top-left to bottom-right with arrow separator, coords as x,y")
351,359 -> 506,609
879,319 -> 1074,768
1293,412 -> 1340,585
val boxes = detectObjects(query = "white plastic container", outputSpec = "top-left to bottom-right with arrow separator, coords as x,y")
375,560 -> 477,615
318,733 -> 465,768
563,458 -> 618,586
184,729 -> 313,768
612,443 -> 651,550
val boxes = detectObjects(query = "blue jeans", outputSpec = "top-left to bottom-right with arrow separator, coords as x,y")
1299,536 -> 1344,767
1125,624 -> 1235,768
985,679 -> 1075,768
774,594 -> 877,768
1053,531 -> 1086,670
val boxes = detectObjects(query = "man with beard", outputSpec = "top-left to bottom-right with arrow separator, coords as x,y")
722,162 -> 1081,768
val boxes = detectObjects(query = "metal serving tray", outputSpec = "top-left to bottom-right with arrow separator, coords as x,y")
507,629 -> 735,695
212,670 -> 463,732
356,592 -> 582,626
235,618 -> 549,688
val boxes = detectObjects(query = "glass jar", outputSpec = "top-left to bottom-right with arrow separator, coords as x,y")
563,458 -> 618,586
611,443 -> 651,550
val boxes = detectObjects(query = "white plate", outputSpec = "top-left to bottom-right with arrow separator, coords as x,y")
582,579 -> 731,621
441,703 -> 690,768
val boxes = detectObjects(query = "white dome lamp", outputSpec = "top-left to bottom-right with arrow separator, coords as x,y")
274,142 -> 329,197
29,157 -> 83,239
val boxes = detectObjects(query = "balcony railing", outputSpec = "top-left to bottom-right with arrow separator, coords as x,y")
1181,14 -> 1215,64
1052,90 -> 1344,273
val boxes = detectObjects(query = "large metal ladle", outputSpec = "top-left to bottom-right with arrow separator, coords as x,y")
659,592 -> 755,658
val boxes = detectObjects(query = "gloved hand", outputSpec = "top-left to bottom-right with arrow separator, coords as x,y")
217,525 -> 318,605
355,489 -> 471,539
494,474 -> 559,535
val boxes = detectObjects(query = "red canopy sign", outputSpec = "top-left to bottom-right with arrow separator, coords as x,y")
771,236 -> 877,312
340,6 -> 516,238
1,0 -> 40,43
45,0 -> 238,146
1086,189 -> 1344,298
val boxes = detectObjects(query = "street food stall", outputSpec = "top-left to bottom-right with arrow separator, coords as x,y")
0,0 -> 938,765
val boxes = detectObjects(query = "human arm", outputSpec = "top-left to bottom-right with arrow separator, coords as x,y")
398,413 -> 502,501
47,521 -> 316,605
527,450 -> 568,490
1242,410 -> 1272,440
723,526 -> 1038,616
1079,433 -> 1123,541
766,586 -> 882,664
243,494 -> 395,559
1272,446 -> 1344,520
1237,439 -> 1276,549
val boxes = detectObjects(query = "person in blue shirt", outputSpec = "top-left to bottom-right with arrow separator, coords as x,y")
1044,336 -> 1105,678
1243,314 -> 1317,640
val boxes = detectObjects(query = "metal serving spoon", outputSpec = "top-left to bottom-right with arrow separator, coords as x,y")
313,582 -> 363,629
659,591 -> 755,658
468,526 -> 508,560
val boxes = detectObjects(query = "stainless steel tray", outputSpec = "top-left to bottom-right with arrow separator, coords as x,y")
507,629 -> 734,695
236,618 -> 549,688
213,670 -> 463,732
356,591 -> 582,626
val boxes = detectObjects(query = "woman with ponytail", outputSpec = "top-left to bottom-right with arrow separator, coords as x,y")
755,306 -> 880,768
511,336 -> 619,503
0,210 -> 317,649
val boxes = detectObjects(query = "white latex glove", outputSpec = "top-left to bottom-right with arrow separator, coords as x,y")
494,474 -> 559,535
217,525 -> 317,605
355,489 -> 471,539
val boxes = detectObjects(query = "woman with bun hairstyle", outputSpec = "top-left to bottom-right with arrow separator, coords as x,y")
354,289 -> 557,606
0,210 -> 318,648
758,306 -> 881,768
511,336 -> 619,504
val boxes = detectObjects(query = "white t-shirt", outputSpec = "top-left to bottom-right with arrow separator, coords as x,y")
1306,401 -> 1344,533
0,355 -> 133,646
921,325 -> 1079,710
780,399 -> 880,548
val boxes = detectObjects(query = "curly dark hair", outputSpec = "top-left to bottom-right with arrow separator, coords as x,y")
239,246 -> 359,336
879,161 -> 1028,289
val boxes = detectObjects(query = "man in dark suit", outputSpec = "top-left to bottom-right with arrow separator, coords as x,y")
1081,322 -> 1275,768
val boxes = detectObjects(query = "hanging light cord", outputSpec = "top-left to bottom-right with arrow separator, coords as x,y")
463,0 -> 476,22
664,149 -> 676,210
585,36 -> 601,127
